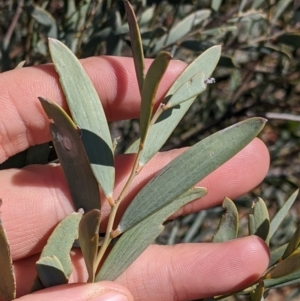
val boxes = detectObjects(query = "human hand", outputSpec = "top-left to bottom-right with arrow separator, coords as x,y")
0,56 -> 270,301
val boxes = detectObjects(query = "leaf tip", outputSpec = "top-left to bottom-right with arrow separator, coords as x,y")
48,37 -> 55,45
38,96 -> 47,103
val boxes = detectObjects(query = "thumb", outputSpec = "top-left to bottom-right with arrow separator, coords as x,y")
14,282 -> 133,301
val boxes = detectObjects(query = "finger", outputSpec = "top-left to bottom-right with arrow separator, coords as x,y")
0,57 -> 185,162
15,282 -> 133,301
116,236 -> 269,300
14,236 -> 269,300
1,138 -> 269,261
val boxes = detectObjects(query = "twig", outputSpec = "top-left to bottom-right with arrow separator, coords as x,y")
3,0 -> 24,51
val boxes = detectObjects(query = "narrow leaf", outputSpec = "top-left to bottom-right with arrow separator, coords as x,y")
248,198 -> 270,244
282,223 -> 300,260
269,244 -> 287,266
96,188 -> 207,281
64,0 -> 89,53
39,212 -> 82,278
79,209 -> 101,282
238,0 -> 249,13
269,189 -> 298,239
48,38 -> 115,199
264,266 -> 300,289
211,0 -> 223,12
25,4 -> 58,38
272,0 -> 293,24
158,45 -> 220,102
125,139 -> 139,154
39,97 -> 100,212
164,72 -> 206,109
140,51 -> 171,144
152,9 -> 211,54
138,5 -> 155,26
0,206 -> 16,301
124,0 -> 145,94
265,251 -> 300,279
118,117 -> 266,234
31,212 -> 82,292
98,221 -> 162,281
212,197 -> 239,242
139,45 -> 221,166
36,256 -> 68,287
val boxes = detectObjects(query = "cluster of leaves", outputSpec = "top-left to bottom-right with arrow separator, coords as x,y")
0,0 -> 300,300
0,0 -> 265,298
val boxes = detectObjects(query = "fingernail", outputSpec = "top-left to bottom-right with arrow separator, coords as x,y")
90,291 -> 128,301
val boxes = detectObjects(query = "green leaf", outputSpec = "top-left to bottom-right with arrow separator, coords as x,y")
124,0 -> 145,94
25,4 -> 58,38
37,212 -> 82,281
138,45 -> 222,165
39,97 -> 101,212
36,256 -> 68,288
163,72 -> 206,109
211,0 -> 223,11
140,51 -> 171,144
63,0 -> 78,52
269,244 -> 287,267
152,9 -> 211,54
254,44 -> 293,60
212,197 -> 239,242
264,264 -> 300,289
0,206 -> 16,301
96,187 -> 207,281
269,189 -> 298,239
118,117 -> 266,234
265,251 -> 300,279
125,139 -> 140,154
79,209 -> 101,282
238,0 -> 250,13
248,198 -> 270,244
48,38 -> 115,200
138,5 -> 155,27
282,223 -> 300,260
272,0 -> 294,24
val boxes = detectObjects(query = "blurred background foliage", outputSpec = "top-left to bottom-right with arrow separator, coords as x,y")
1,0 -> 300,299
